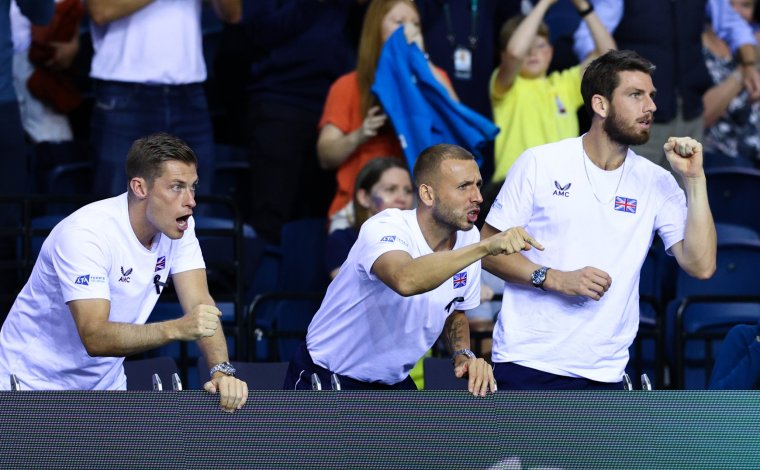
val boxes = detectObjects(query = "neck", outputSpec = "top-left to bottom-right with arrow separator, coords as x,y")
127,196 -> 157,249
583,127 -> 627,170
417,208 -> 456,252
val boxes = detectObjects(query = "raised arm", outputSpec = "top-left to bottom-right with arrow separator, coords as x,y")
173,268 -> 247,412
86,0 -> 154,26
662,138 -> 717,279
573,0 -> 622,61
371,226 -> 541,297
573,0 -> 617,71
494,0 -> 556,95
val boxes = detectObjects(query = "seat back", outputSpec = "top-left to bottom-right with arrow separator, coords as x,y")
198,361 -> 289,390
422,357 -> 467,390
124,356 -> 180,391
705,168 -> 760,236
669,240 -> 760,388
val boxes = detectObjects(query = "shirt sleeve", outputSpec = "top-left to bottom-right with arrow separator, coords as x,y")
573,0 -> 623,60
354,212 -> 414,281
653,173 -> 688,253
485,148 -> 537,231
53,225 -> 112,303
318,74 -> 359,133
708,0 -> 758,51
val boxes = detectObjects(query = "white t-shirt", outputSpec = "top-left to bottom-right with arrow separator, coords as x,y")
89,0 -> 206,84
0,194 -> 205,390
486,136 -> 686,382
307,208 -> 481,385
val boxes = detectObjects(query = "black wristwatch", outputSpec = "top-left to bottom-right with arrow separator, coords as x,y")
531,266 -> 550,291
209,361 -> 237,377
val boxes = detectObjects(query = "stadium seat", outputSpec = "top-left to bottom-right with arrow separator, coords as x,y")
124,356 -> 180,391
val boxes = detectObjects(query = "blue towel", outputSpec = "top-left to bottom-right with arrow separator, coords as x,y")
371,27 -> 499,171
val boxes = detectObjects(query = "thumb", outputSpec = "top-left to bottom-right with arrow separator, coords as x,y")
454,362 -> 468,378
204,380 -> 218,394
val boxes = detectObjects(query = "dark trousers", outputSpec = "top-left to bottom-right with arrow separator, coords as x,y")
90,80 -> 215,196
283,342 -> 418,391
246,99 -> 335,243
494,362 -> 624,391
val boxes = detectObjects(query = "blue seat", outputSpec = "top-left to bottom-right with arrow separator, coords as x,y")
667,240 -> 760,389
198,360 -> 289,390
124,356 -> 180,391
705,168 -> 760,236
423,357 -> 468,391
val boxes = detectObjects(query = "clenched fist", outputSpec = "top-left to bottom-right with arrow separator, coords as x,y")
176,304 -> 222,341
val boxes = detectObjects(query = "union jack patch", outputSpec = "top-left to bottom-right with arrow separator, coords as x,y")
453,272 -> 467,289
614,196 -> 637,214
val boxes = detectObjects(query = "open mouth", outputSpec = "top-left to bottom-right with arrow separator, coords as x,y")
176,214 -> 191,231
467,208 -> 480,223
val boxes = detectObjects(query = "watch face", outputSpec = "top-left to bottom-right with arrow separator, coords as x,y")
531,267 -> 547,287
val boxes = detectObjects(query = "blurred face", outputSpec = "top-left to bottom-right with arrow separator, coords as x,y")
431,159 -> 483,232
520,35 -> 553,79
381,2 -> 420,42
144,160 -> 198,240
603,71 -> 657,146
365,167 -> 414,216
731,0 -> 755,22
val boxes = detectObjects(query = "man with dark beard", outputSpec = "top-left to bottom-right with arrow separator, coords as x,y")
282,144 -> 542,395
481,50 -> 717,390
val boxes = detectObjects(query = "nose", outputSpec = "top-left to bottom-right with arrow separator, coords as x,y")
472,187 -> 484,204
645,95 -> 657,114
185,188 -> 196,209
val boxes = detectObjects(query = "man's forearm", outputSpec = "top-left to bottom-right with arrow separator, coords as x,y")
78,320 -> 178,357
444,311 -> 471,354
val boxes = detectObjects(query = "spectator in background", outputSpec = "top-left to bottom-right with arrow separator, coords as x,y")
236,0 -> 368,244
702,0 -> 760,168
490,0 -> 615,182
10,0 -> 79,146
317,0 -> 457,232
709,320 -> 760,389
325,157 -> 413,279
0,0 -> 53,308
85,0 -> 241,197
574,0 -> 760,175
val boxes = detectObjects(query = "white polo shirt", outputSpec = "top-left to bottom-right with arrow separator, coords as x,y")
486,136 -> 686,382
307,208 -> 481,385
0,194 -> 205,390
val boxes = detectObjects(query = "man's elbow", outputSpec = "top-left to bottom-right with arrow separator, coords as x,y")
688,261 -> 716,281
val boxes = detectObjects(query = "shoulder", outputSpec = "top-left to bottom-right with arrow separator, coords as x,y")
331,71 -> 359,90
523,137 -> 582,164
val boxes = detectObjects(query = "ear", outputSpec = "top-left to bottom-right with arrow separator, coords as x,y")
591,94 -> 608,118
129,177 -> 149,200
418,183 -> 434,208
355,188 -> 372,209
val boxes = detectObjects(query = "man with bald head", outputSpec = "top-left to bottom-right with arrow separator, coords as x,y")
283,143 -> 542,395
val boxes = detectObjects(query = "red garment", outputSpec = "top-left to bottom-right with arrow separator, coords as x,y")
319,71 -> 404,217
27,0 -> 84,114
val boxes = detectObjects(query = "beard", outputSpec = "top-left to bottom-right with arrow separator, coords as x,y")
604,106 -> 651,146
432,200 -> 474,233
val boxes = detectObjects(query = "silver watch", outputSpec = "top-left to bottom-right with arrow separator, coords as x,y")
209,361 -> 236,377
451,348 -> 476,364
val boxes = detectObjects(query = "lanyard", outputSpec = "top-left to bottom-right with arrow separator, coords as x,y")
443,0 -> 479,50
